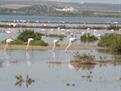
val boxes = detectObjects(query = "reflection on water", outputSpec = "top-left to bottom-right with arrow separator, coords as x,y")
71,62 -> 95,71
15,74 -> 35,88
2,49 -> 19,67
0,49 -> 121,91
0,60 -> 3,68
47,51 -> 63,68
26,51 -> 33,66
81,71 -> 93,82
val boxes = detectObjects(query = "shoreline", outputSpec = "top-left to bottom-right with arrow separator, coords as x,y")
0,44 -> 110,50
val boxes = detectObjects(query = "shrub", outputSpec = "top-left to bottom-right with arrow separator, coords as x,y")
1,30 -> 49,46
98,33 -> 121,51
47,34 -> 65,39
17,30 -> 42,42
13,39 -> 25,45
31,39 -> 48,46
80,33 -> 98,42
107,25 -> 120,30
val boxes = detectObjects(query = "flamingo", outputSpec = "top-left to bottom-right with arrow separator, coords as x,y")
65,51 -> 75,70
5,29 -> 11,34
94,29 -> 97,32
52,39 -> 59,51
111,29 -> 114,32
87,28 -> 90,30
5,28 -> 12,38
4,38 -> 13,51
81,32 -> 85,36
26,38 -> 34,51
65,37 -> 76,52
8,23 -> 16,27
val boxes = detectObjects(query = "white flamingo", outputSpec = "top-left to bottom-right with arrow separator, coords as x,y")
52,39 -> 59,51
5,28 -> 11,34
81,32 -> 85,36
5,28 -> 12,38
93,29 -> 97,32
87,27 -> 90,30
26,38 -> 34,51
4,38 -> 13,51
8,23 -> 16,27
65,37 -> 76,52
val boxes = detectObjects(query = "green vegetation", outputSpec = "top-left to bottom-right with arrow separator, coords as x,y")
47,34 -> 65,39
16,30 -> 48,46
112,55 -> 121,65
17,30 -> 42,42
98,33 -> 121,51
31,40 -> 48,46
80,33 -> 98,42
13,39 -> 25,45
1,30 -> 48,46
107,25 -> 120,30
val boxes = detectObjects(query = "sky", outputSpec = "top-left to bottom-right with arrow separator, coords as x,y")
1,0 -> 121,4
48,0 -> 121,4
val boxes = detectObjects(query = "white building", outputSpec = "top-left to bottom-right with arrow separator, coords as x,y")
56,7 -> 75,12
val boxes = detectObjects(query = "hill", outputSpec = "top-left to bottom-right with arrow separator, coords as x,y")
0,1 -> 121,17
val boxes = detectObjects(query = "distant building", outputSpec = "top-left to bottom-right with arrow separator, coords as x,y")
56,7 -> 75,12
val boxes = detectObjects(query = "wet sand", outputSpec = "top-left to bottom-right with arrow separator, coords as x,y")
0,44 -> 110,50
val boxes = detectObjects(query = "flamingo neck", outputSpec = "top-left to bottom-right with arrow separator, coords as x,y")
65,41 -> 72,52
26,42 -> 30,51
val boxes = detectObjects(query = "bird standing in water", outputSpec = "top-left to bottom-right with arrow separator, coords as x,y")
4,38 -> 13,51
26,38 -> 34,51
52,39 -> 59,51
65,37 -> 76,52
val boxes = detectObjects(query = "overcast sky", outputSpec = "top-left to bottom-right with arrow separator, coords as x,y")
1,0 -> 121,4
48,0 -> 121,4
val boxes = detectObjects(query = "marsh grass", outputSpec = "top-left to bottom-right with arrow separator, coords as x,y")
98,33 -> 121,51
80,33 -> 98,42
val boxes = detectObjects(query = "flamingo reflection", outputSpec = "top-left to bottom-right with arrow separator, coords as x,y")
26,51 -> 33,66
15,74 -> 35,88
48,51 -> 62,68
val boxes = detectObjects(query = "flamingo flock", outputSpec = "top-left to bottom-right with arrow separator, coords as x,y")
3,26 -> 106,52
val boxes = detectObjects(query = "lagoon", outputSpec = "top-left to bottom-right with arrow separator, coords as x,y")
0,15 -> 121,91
0,15 -> 121,23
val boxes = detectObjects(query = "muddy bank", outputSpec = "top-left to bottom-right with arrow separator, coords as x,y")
0,24 -> 121,30
0,44 -> 110,50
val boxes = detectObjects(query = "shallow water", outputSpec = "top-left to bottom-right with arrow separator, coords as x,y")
0,49 -> 121,91
0,15 -> 121,91
0,15 -> 121,23
0,27 -> 121,45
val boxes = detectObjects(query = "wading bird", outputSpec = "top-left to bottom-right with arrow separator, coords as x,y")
5,28 -> 12,38
5,29 -> 11,34
8,23 -> 16,27
26,38 -> 34,51
4,38 -> 13,51
52,39 -> 59,51
65,37 -> 76,52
